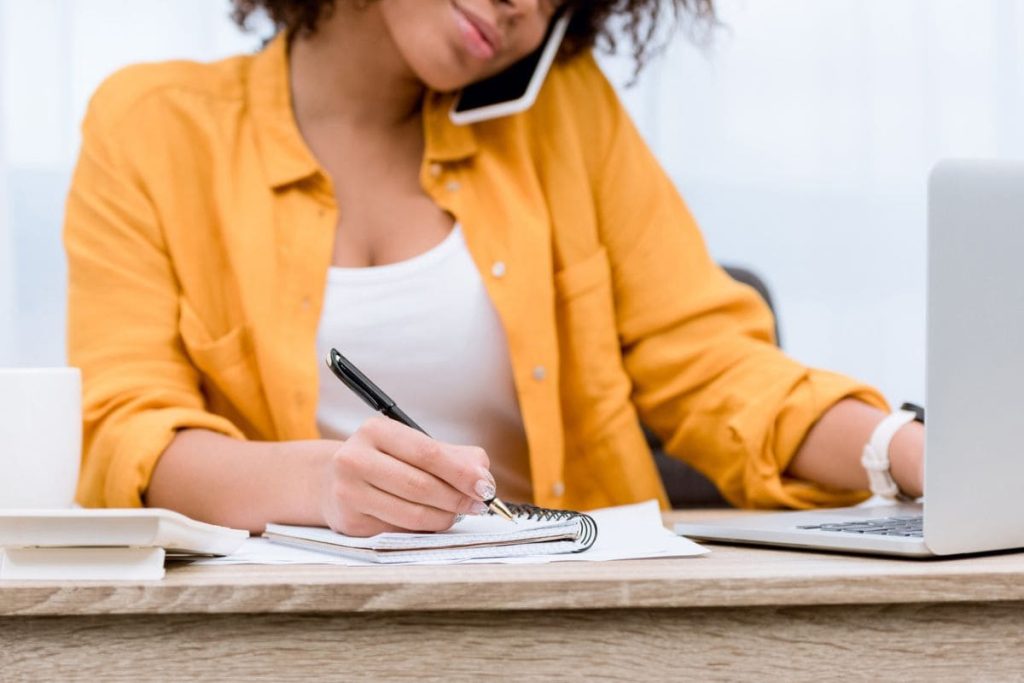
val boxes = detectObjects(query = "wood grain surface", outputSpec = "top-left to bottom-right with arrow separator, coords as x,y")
3,603 -> 1023,682
3,511 -> 1024,617
3,511 -> 1023,681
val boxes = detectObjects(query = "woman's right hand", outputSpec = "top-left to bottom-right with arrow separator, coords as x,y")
319,416 -> 496,537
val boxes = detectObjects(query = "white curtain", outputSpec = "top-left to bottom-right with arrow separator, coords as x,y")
0,0 -> 263,365
2,0 -> 1023,403
603,0 -> 1024,404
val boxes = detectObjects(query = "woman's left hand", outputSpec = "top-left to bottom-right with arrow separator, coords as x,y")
890,421 -> 925,499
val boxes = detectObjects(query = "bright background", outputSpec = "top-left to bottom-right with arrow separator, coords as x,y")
2,0 -> 1023,406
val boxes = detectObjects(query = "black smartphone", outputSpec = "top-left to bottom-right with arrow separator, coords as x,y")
449,9 -> 572,125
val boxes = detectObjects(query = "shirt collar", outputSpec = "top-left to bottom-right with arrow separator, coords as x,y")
247,34 -> 321,189
422,92 -> 479,163
247,34 -> 479,191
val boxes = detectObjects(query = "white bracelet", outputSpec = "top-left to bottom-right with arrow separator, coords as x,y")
861,410 -> 917,500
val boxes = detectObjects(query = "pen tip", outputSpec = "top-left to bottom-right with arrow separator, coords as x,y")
489,497 -> 516,523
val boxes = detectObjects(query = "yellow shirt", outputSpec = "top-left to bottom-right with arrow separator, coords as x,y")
65,35 -> 885,511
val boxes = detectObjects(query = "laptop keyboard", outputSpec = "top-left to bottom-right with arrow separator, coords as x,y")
797,515 -> 923,538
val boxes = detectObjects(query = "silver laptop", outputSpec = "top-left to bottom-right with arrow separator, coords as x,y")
676,160 -> 1024,558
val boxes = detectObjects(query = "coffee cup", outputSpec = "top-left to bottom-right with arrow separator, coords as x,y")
0,367 -> 82,508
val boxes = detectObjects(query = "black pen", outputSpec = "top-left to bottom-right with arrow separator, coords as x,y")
326,348 -> 516,523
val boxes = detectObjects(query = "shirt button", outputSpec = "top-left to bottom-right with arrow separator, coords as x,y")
491,261 -> 506,279
532,365 -> 547,382
446,180 -> 461,193
429,163 -> 443,178
301,296 -> 312,311
294,391 -> 306,407
551,481 -> 566,497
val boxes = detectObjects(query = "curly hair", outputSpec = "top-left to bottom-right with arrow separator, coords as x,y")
231,0 -> 716,72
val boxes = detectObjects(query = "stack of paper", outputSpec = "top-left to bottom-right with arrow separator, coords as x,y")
0,509 -> 248,580
195,500 -> 707,567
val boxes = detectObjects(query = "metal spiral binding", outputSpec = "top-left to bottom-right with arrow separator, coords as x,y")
500,503 -> 598,553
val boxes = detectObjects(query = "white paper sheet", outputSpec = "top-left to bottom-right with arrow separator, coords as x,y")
192,500 -> 707,567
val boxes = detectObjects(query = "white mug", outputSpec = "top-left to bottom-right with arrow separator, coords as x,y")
0,368 -> 82,508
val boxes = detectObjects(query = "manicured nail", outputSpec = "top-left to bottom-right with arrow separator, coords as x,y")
452,514 -> 466,526
475,479 -> 496,501
470,501 -> 489,515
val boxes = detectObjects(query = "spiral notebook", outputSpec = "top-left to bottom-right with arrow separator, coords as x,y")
264,503 -> 597,564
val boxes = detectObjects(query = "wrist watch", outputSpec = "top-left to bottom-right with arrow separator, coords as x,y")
900,401 -> 925,425
861,403 -> 924,501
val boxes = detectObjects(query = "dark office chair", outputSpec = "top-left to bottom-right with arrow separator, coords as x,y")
651,265 -> 781,508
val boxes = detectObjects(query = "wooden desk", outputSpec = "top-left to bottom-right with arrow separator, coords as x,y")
3,510 -> 1023,681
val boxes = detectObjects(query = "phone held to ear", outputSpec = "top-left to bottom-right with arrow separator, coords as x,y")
449,9 -> 572,126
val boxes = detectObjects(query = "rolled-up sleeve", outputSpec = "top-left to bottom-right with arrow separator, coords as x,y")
581,57 -> 887,508
64,81 -> 244,508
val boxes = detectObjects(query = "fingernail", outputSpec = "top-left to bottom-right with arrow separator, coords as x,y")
470,501 -> 489,515
452,514 -> 466,526
474,479 -> 496,501
478,467 -> 496,486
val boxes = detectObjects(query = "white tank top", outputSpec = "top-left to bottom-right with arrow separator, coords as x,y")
315,225 -> 533,502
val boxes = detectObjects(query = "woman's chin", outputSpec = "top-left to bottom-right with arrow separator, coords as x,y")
406,45 -> 497,93
415,70 -> 478,95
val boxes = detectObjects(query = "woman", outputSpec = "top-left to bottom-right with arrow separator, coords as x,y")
65,0 -> 924,535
